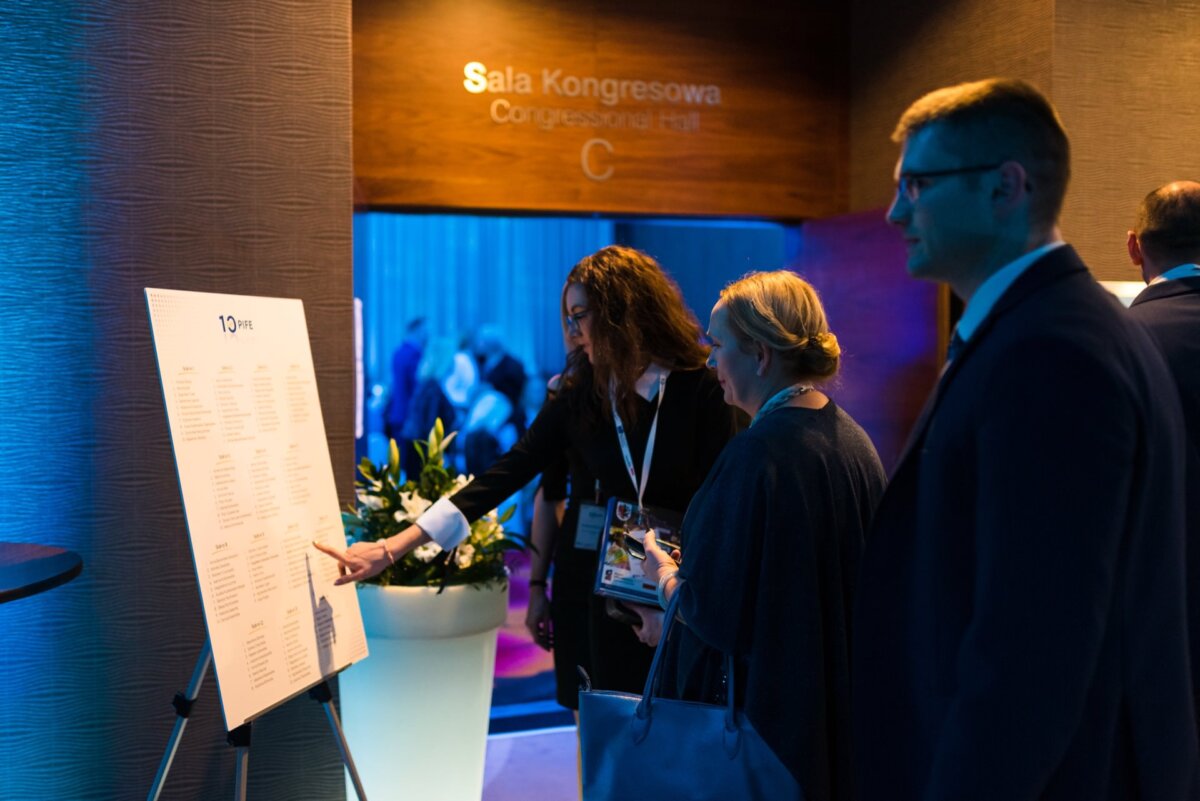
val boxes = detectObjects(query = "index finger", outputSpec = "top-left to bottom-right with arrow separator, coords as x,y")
312,540 -> 348,564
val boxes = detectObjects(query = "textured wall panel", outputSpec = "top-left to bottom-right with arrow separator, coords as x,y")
0,1 -> 352,799
0,6 -> 98,797
849,0 -> 1054,212
1054,0 -> 1200,280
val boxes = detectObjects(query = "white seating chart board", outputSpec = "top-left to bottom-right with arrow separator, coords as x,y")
146,288 -> 367,729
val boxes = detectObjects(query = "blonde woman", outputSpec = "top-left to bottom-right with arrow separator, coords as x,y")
644,270 -> 886,800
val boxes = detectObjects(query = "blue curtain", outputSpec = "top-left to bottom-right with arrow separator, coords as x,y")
353,212 -> 800,464
354,213 -> 615,465
355,213 -> 616,388
615,219 -> 798,327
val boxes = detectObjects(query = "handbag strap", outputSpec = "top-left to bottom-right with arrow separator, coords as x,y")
635,585 -> 739,738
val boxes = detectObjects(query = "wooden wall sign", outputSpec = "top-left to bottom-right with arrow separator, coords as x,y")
354,0 -> 848,219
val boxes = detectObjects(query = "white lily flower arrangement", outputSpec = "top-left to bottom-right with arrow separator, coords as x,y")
342,419 -> 523,589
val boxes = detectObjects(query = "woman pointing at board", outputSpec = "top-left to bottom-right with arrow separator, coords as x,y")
315,244 -> 738,712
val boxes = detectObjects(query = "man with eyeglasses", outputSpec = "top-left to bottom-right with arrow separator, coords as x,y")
853,78 -> 1198,800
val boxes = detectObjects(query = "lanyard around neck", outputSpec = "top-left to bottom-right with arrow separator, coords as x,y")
610,372 -> 668,514
751,382 -> 812,427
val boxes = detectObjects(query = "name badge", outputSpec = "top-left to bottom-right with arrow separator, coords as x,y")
573,502 -> 607,550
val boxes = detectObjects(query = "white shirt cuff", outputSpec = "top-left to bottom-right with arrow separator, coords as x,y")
416,497 -> 470,550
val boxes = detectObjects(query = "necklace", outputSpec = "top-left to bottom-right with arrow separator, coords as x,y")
750,383 -> 813,427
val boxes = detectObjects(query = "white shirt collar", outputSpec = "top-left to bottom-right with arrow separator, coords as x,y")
1149,263 -> 1200,285
957,241 -> 1066,343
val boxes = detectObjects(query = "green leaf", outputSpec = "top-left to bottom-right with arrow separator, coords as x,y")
357,459 -> 375,481
496,505 -> 515,524
387,439 -> 400,479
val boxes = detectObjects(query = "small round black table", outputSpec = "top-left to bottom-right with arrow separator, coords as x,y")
0,542 -> 83,604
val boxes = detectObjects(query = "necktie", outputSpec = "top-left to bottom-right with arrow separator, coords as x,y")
945,328 -> 965,364
938,328 -> 965,380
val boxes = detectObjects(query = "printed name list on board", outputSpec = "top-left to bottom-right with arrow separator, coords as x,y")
146,288 -> 367,729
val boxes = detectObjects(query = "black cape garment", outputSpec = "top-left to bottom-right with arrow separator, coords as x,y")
660,402 -> 886,801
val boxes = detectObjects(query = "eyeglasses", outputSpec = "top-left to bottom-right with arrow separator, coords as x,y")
895,162 -> 1004,202
564,308 -> 591,334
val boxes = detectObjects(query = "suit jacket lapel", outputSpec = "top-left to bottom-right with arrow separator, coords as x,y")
890,246 -> 1089,473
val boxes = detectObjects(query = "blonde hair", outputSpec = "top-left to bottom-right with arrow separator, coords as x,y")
718,271 -> 840,381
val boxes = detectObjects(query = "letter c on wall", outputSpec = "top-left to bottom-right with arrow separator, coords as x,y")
581,138 -> 614,182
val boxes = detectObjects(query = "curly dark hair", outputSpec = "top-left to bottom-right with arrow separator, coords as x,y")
560,245 -> 708,425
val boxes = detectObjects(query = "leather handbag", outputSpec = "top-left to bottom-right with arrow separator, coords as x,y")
578,591 -> 803,801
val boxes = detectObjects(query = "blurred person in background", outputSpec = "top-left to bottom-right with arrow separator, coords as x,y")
399,337 -> 458,481
383,317 -> 426,444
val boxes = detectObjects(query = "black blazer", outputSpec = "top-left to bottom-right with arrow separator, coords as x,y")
1129,276 -> 1200,464
854,246 -> 1198,800
1129,275 -> 1200,732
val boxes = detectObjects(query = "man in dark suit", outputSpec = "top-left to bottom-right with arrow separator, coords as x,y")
853,78 -> 1197,800
1126,179 -> 1200,730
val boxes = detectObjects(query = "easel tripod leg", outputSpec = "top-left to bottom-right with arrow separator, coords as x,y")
309,681 -> 368,801
227,723 -> 252,801
147,640 -> 213,801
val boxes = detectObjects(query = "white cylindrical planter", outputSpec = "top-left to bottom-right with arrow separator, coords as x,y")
340,581 -> 509,801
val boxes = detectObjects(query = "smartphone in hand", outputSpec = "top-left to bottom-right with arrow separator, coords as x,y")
624,532 -> 681,560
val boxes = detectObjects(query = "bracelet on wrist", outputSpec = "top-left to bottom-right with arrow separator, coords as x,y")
380,539 -> 396,565
656,568 -> 679,610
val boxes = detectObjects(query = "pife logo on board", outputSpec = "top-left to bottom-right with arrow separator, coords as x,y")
218,315 -> 254,335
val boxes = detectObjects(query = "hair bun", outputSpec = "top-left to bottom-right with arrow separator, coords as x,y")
792,331 -> 839,380
813,331 -> 840,358
718,269 -> 841,381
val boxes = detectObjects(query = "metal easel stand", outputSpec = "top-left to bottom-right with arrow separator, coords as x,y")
308,680 -> 369,801
147,639 -> 368,801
